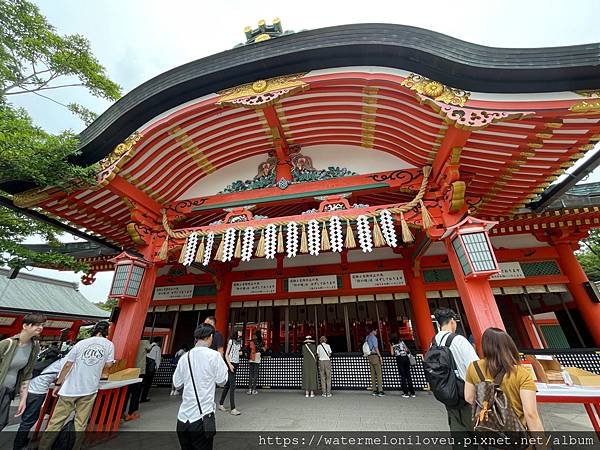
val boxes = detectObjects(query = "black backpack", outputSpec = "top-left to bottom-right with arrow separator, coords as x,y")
423,333 -> 464,408
32,351 -> 61,378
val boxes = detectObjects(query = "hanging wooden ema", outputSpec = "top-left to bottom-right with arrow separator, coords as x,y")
160,166 -> 434,266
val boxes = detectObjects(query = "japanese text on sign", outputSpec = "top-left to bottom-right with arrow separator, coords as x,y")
287,275 -> 338,292
350,270 -> 406,289
231,279 -> 277,296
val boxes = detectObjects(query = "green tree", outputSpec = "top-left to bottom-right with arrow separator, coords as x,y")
0,0 -> 121,270
95,298 -> 118,312
577,228 -> 600,282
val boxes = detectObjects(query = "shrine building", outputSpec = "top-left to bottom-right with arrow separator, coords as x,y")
4,22 -> 600,389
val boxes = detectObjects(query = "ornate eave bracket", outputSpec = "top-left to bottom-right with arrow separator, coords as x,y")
216,74 -> 309,109
401,73 -> 470,107
418,97 -> 536,130
97,132 -> 143,185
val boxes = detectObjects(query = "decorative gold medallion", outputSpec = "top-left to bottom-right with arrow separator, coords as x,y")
401,74 -> 470,107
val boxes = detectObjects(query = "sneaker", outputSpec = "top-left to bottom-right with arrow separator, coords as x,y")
125,412 -> 140,422
305,393 -> 309,398
310,392 -> 315,398
230,409 -> 241,416
246,390 -> 252,395
371,391 -> 379,396
321,393 -> 327,397
402,394 -> 409,398
327,393 -> 332,398
411,394 -> 416,398
377,392 -> 385,397
218,405 -> 227,411
252,390 -> 258,395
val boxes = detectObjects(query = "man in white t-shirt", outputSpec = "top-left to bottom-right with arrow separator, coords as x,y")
173,323 -> 228,450
317,336 -> 333,398
14,357 -> 67,450
433,308 -> 479,434
39,322 -> 114,450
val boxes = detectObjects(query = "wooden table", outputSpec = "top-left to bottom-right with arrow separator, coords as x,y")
536,383 -> 600,438
33,378 -> 143,444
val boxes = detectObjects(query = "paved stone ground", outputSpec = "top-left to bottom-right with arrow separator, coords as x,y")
0,387 -> 593,450
116,387 -> 592,432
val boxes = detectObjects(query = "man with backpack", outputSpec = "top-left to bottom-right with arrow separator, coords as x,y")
38,321 -> 114,450
13,355 -> 67,450
141,337 -> 162,402
424,308 -> 479,433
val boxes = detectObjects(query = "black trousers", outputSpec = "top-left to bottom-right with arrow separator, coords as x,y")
177,418 -> 213,450
248,363 -> 259,390
396,356 -> 415,395
0,387 -> 15,432
13,392 -> 46,449
140,371 -> 156,401
219,363 -> 238,409
124,381 -> 142,415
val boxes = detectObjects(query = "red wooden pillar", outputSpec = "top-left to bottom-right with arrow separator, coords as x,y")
555,241 -> 600,347
111,247 -> 158,368
522,316 -> 543,349
67,320 -> 82,341
215,274 -> 232,338
405,267 -> 435,351
444,238 -> 505,350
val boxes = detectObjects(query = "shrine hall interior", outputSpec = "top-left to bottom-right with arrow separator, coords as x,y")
3,23 -> 600,365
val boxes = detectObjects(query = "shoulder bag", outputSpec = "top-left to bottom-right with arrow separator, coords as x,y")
187,352 -> 216,438
319,343 -> 331,358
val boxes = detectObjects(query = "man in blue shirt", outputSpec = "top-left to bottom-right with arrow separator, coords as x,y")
366,329 -> 384,397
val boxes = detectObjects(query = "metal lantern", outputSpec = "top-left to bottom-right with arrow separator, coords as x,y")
444,217 -> 499,279
108,252 -> 151,300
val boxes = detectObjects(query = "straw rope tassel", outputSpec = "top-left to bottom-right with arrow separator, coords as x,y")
255,228 -> 266,257
234,231 -> 242,259
158,237 -> 169,260
300,224 -> 308,254
195,237 -> 205,263
321,221 -> 330,251
400,212 -> 414,243
345,220 -> 356,249
215,234 -> 225,262
178,238 -> 188,264
277,225 -> 284,254
419,200 -> 435,229
372,217 -> 385,247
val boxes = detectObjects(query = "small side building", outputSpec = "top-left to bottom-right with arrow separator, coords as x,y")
0,268 -> 109,340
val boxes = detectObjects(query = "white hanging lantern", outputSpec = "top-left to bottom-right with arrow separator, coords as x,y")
329,216 -> 343,252
264,224 -> 278,259
202,232 -> 215,266
379,209 -> 398,248
241,227 -> 255,262
182,232 -> 199,266
286,222 -> 299,258
307,219 -> 320,256
356,215 -> 373,253
222,228 -> 236,262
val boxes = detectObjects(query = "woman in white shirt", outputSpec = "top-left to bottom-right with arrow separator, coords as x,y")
218,329 -> 243,415
317,336 -> 333,398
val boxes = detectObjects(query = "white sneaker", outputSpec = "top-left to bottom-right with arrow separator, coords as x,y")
321,393 -> 327,397
327,393 -> 332,397
218,404 -> 227,411
246,390 -> 252,395
230,409 -> 241,416
310,392 -> 315,398
305,393 -> 309,398
252,390 -> 258,395
402,394 -> 409,398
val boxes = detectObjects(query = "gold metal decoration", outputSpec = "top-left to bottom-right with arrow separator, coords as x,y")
401,74 -> 470,107
13,189 -> 50,208
127,222 -> 147,246
575,90 -> 600,98
217,73 -> 309,109
99,132 -> 143,171
448,180 -> 466,213
569,99 -> 600,114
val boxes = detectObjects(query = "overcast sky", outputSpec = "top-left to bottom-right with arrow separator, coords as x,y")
14,0 -> 600,302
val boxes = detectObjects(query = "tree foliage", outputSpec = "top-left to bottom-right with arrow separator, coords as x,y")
578,228 -> 600,282
95,298 -> 118,312
0,0 -> 122,270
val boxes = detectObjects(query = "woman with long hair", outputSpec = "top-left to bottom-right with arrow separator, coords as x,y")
218,329 -> 243,415
390,334 -> 415,398
464,328 -> 544,432
247,329 -> 263,395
